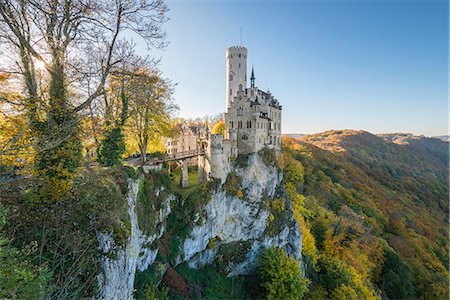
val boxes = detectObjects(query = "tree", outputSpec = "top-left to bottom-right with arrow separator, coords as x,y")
379,248 -> 414,299
257,247 -> 309,300
97,53 -> 154,166
127,70 -> 177,163
0,0 -> 167,199
212,119 -> 226,136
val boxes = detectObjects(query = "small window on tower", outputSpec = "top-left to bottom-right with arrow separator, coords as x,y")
229,88 -> 232,95
229,74 -> 233,81
239,63 -> 241,68
239,54 -> 241,58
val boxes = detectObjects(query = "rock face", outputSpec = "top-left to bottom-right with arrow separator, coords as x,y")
182,154 -> 303,275
96,179 -> 173,300
96,153 -> 303,298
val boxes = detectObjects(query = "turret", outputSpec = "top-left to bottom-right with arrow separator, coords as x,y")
226,46 -> 247,110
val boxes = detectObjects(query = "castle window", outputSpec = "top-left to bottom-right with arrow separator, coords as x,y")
229,74 -> 233,81
239,54 -> 241,58
242,134 -> 248,140
229,88 -> 232,95
239,63 -> 241,68
238,121 -> 242,129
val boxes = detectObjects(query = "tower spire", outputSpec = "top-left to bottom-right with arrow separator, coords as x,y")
250,65 -> 255,88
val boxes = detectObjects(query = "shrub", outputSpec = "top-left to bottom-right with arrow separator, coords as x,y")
257,247 -> 309,300
97,126 -> 125,167
0,205 -> 53,298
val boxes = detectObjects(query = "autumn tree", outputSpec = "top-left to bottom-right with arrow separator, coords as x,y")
127,70 -> 177,163
0,0 -> 167,199
258,247 -> 309,300
212,119 -> 226,136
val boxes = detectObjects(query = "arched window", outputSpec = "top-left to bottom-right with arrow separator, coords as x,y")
229,74 -> 233,81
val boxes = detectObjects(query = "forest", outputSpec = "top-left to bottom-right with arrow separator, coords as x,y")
283,130 -> 448,299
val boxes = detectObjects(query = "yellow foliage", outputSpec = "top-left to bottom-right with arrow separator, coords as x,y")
271,198 -> 285,213
212,120 -> 226,136
330,285 -> 359,300
236,189 -> 244,198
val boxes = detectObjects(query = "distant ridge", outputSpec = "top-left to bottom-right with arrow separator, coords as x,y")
284,133 -> 306,139
434,135 -> 450,142
285,131 -> 449,143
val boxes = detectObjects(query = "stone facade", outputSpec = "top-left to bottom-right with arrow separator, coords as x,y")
206,46 -> 282,182
225,85 -> 282,155
165,123 -> 199,154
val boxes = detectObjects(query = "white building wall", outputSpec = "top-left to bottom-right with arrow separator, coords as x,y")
226,46 -> 247,110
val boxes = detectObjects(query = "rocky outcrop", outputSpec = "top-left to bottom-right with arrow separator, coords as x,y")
96,179 -> 173,300
96,153 -> 303,298
182,154 -> 303,275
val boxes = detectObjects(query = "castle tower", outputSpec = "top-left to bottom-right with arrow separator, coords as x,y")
226,46 -> 247,110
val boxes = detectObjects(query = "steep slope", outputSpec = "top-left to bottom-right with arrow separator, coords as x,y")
283,130 -> 448,299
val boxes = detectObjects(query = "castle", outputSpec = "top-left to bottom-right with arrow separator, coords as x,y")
201,46 -> 283,182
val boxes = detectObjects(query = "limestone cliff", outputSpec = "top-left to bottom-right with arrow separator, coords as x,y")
96,152 -> 303,299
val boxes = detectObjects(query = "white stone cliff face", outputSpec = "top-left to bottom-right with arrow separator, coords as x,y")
182,154 -> 303,275
96,179 -> 173,300
96,154 -> 303,298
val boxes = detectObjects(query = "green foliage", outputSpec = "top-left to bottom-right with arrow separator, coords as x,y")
135,263 -> 168,300
265,197 -> 290,237
0,239 -> 53,299
257,247 -> 309,300
223,171 -> 244,198
143,285 -> 169,300
258,148 -> 277,167
34,119 -> 82,200
176,263 -> 248,299
74,167 -> 131,246
136,171 -> 171,236
215,241 -> 251,269
0,205 -> 52,299
330,285 -> 359,300
0,165 -> 136,298
162,187 -> 212,263
317,256 -> 353,290
98,126 -> 126,167
281,133 -> 449,299
379,248 -> 414,299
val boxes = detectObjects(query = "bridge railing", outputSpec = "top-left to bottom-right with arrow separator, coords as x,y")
157,149 -> 205,163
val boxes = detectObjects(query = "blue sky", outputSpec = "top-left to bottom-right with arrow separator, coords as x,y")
146,0 -> 448,136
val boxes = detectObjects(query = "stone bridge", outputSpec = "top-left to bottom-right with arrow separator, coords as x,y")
128,149 -> 206,188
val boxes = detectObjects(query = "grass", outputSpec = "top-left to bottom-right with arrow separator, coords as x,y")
170,168 -> 199,196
